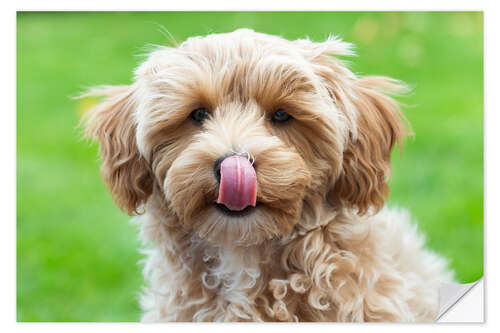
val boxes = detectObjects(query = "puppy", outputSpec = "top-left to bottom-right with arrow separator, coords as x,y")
82,29 -> 454,322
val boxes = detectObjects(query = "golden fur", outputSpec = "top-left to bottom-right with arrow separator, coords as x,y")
82,29 -> 453,322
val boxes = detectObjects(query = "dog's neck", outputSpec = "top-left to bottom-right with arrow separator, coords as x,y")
139,189 -> 340,275
137,192 -> 347,320
138,200 -> 286,321
139,194 -> 285,286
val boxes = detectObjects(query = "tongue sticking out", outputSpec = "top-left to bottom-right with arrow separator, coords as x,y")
216,155 -> 257,211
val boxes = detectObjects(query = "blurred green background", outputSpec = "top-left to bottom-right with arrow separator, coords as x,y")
17,12 -> 483,321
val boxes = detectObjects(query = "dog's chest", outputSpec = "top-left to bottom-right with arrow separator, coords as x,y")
199,245 -> 262,294
190,244 -> 276,320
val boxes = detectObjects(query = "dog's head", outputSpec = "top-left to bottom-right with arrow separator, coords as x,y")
83,29 -> 408,246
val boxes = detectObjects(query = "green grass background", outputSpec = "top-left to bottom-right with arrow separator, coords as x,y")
17,12 -> 483,322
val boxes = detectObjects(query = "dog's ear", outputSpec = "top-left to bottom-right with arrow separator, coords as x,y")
329,76 -> 409,214
296,38 -> 409,214
81,85 -> 153,215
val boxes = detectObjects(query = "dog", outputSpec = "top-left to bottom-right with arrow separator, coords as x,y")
82,29 -> 454,322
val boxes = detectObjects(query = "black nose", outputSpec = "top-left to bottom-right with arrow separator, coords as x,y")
213,156 -> 227,183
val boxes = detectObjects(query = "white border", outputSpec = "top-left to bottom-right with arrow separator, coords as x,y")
7,0 -> 491,11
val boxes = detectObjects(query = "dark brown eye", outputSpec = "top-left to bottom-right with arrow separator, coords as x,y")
271,109 -> 292,123
190,107 -> 209,124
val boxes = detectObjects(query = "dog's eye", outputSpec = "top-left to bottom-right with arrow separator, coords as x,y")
271,109 -> 292,123
190,107 -> 210,124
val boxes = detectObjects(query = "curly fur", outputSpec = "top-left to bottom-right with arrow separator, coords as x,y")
82,29 -> 453,322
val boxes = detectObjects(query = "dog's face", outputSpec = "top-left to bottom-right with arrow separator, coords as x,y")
84,29 -> 407,246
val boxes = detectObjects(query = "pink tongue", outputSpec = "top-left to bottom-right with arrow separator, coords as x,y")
216,156 -> 257,211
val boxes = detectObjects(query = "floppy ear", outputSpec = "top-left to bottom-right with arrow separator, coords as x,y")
329,76 -> 409,214
81,85 -> 153,215
295,38 -> 409,214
